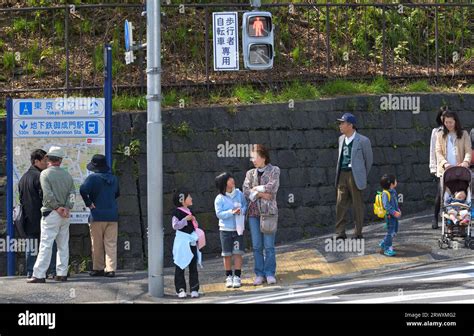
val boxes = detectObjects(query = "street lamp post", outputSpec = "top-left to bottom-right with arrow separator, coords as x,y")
146,0 -> 164,298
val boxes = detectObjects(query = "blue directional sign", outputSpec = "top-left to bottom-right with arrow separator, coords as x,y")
125,20 -> 133,52
13,98 -> 105,118
9,97 -> 107,226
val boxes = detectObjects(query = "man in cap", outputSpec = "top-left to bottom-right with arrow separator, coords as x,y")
80,154 -> 120,277
335,113 -> 373,240
28,146 -> 75,283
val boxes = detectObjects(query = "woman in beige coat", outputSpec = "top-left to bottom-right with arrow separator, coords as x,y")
435,110 -> 472,179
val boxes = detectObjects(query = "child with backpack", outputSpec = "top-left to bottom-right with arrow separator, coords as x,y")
375,174 -> 401,257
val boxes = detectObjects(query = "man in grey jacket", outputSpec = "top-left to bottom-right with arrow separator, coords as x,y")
28,146 -> 75,283
335,113 -> 373,240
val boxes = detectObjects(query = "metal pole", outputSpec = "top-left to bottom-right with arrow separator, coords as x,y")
382,5 -> 386,77
326,3 -> 330,75
6,97 -> 15,276
65,5 -> 70,96
146,0 -> 164,298
104,44 -> 113,168
434,6 -> 439,79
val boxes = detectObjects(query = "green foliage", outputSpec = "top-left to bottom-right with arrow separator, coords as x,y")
321,79 -> 365,96
92,45 -> 104,72
81,19 -> 92,34
112,95 -> 147,111
12,18 -> 36,34
60,58 -> 67,72
25,41 -> 41,64
404,80 -> 432,93
54,20 -> 64,37
34,66 -> 46,78
367,76 -> 390,94
290,45 -> 302,64
233,85 -> 262,104
3,52 -> 16,71
170,121 -> 193,138
277,81 -> 320,102
160,89 -> 190,108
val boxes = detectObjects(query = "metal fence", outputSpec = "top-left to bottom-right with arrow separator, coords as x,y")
0,2 -> 472,98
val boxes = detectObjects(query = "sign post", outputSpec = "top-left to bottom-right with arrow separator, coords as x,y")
6,96 -> 110,275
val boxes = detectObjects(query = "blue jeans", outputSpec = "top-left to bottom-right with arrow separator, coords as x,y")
382,217 -> 399,249
26,234 -> 57,277
249,217 -> 276,277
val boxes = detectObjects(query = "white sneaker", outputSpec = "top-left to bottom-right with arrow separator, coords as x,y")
232,276 -> 241,288
191,291 -> 199,298
177,289 -> 187,298
266,275 -> 277,285
225,275 -> 234,288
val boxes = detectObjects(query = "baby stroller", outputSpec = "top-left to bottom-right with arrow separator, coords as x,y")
438,166 -> 474,249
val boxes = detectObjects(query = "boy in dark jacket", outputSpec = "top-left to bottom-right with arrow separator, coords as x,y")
80,154 -> 120,277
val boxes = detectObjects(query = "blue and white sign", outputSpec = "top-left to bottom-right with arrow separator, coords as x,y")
13,98 -> 105,118
213,12 -> 239,71
13,118 -> 105,138
9,97 -> 107,225
124,20 -> 134,52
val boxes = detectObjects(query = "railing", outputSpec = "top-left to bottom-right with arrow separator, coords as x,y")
0,2 -> 472,98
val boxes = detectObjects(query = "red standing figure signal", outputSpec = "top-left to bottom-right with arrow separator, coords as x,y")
253,17 -> 264,36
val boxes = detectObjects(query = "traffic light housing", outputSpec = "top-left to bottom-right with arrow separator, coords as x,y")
242,11 -> 274,70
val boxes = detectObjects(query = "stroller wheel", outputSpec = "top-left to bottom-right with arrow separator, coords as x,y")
438,239 -> 447,249
469,240 -> 474,250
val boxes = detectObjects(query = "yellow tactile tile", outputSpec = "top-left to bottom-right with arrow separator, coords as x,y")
200,248 -> 431,296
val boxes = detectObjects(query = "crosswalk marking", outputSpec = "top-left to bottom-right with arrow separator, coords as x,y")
282,296 -> 339,304
414,272 -> 474,282
339,289 -> 474,304
220,262 -> 474,304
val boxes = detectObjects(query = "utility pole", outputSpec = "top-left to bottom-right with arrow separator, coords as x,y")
146,0 -> 164,298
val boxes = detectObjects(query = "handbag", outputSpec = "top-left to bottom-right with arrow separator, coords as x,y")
259,213 -> 278,234
13,204 -> 27,238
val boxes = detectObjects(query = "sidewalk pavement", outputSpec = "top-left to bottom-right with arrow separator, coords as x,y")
0,210 -> 472,303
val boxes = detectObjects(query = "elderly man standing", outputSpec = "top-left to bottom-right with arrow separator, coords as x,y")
335,113 -> 373,240
28,146 -> 75,283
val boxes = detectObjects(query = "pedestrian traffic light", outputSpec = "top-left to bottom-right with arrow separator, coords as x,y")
242,11 -> 274,70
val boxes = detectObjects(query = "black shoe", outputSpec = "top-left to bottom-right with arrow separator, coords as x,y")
432,220 -> 439,229
104,271 -> 115,278
89,270 -> 105,277
27,277 -> 45,283
354,234 -> 364,239
54,276 -> 68,282
336,235 -> 347,240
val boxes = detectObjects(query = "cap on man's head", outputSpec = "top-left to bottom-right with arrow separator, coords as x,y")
46,146 -> 65,158
337,113 -> 357,125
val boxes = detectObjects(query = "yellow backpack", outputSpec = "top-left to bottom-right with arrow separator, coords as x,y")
373,190 -> 391,218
